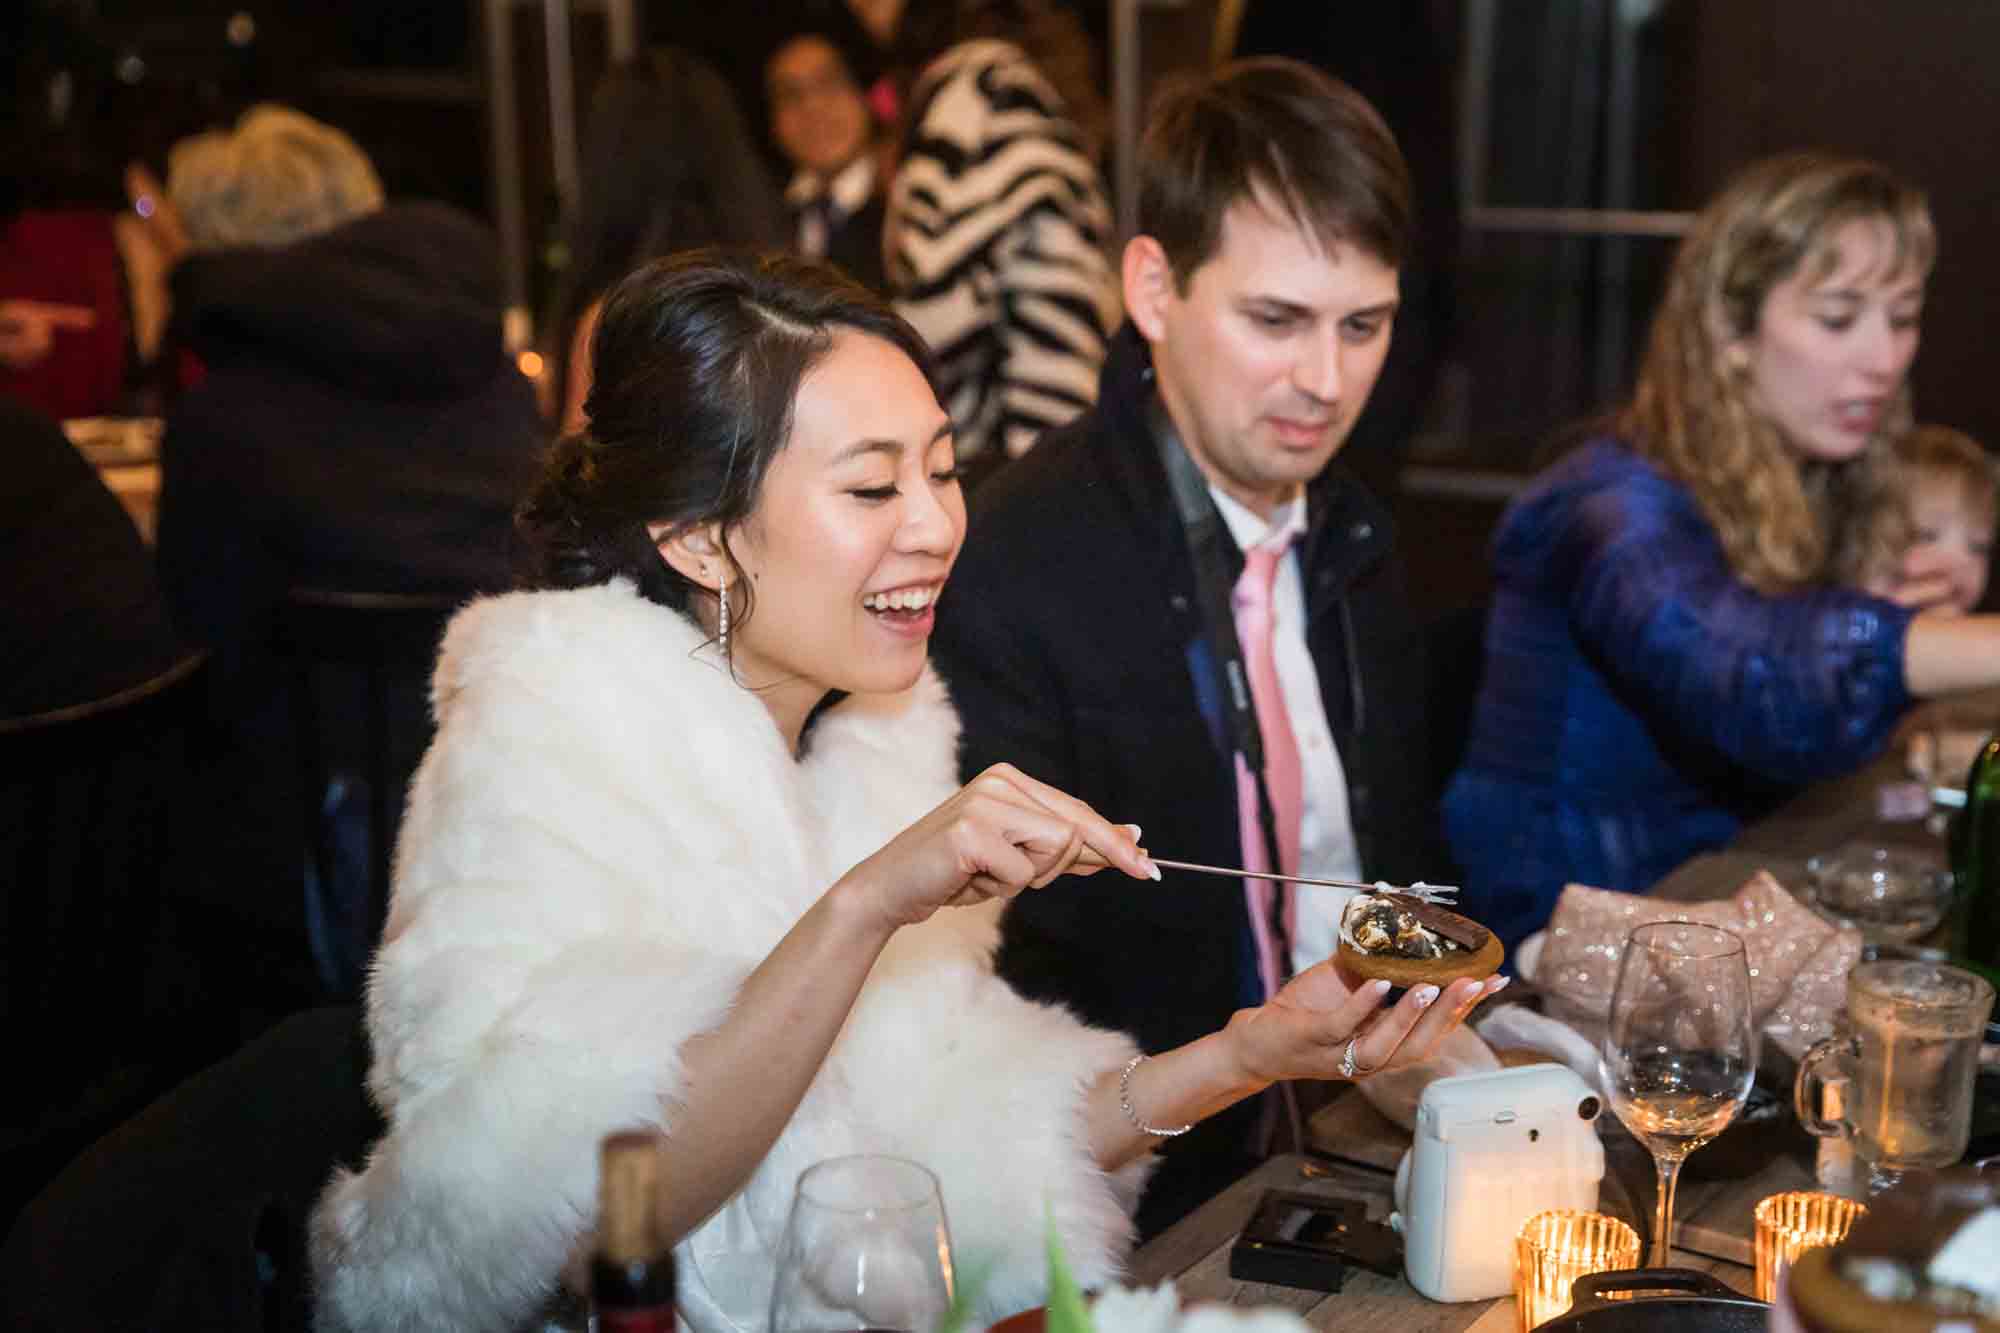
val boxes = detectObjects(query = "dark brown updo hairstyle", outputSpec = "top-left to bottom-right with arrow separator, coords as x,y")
517,249 -> 939,639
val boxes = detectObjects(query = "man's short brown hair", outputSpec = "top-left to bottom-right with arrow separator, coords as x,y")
1137,57 -> 1412,289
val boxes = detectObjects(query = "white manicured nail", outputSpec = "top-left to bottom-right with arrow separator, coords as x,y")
1487,975 -> 1512,994
1144,859 -> 1161,882
1411,984 -> 1441,1009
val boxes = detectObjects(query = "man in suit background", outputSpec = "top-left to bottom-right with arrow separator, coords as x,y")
931,57 -> 1457,1237
766,29 -> 889,293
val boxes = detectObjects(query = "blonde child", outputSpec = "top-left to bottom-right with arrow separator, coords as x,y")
1837,425 -> 2000,786
1840,424 -> 1997,615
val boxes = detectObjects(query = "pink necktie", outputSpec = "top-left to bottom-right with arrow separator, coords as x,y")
1233,540 -> 1303,1002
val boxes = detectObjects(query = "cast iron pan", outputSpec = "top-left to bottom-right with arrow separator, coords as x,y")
1534,1267 -> 1769,1333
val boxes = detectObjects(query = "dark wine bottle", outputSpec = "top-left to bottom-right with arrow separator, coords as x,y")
592,1130 -> 676,1332
1948,731 -> 2000,989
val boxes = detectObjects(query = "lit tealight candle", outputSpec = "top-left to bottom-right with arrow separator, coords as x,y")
1753,1190 -> 1867,1303
1514,1210 -> 1641,1332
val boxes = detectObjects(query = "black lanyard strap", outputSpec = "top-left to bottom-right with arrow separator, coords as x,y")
1145,390 -> 1289,916
1147,387 -> 1310,1154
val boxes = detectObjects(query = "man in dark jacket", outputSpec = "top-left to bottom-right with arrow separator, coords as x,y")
929,58 -> 1450,1237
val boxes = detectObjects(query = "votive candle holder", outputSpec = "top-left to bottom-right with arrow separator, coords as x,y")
1514,1210 -> 1641,1332
1753,1190 -> 1867,1303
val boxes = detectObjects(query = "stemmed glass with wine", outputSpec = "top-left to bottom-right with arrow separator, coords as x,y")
769,1154 -> 956,1333
1599,922 -> 1757,1268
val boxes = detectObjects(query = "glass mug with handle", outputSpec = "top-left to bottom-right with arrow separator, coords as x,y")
769,1154 -> 956,1333
1796,960 -> 1995,1195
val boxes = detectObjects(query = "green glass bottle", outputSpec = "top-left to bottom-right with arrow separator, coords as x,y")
1949,732 -> 2000,989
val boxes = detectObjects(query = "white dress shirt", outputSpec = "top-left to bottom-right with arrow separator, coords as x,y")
1208,485 -> 1363,979
785,155 -> 877,259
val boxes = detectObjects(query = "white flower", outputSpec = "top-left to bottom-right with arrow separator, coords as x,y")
1086,1283 -> 1313,1333
1176,1304 -> 1315,1333
1087,1283 -> 1181,1333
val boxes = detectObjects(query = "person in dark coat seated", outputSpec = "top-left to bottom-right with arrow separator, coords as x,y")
151,106 -> 546,1014
156,106 -> 541,642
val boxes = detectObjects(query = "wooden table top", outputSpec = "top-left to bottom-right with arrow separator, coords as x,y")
67,418 -> 162,544
1119,752 -> 1960,1325
1123,713 -> 2000,1326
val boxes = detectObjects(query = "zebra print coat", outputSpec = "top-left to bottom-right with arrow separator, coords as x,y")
887,39 -> 1121,476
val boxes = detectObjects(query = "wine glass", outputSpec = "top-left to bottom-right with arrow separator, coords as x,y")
769,1154 -> 957,1333
1599,922 -> 1757,1268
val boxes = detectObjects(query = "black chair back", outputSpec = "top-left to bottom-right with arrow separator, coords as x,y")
274,589 -> 456,974
2,1005 -> 382,1332
1,654 -> 210,1209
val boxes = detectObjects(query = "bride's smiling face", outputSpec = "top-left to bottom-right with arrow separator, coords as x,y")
724,330 -> 964,712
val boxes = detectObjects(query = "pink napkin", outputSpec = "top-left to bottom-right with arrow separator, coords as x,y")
1532,872 -> 1862,1059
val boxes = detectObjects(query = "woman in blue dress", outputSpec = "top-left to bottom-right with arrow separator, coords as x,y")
1446,151 -> 2000,953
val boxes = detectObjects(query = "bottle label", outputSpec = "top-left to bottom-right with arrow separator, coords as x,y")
598,1307 -> 676,1332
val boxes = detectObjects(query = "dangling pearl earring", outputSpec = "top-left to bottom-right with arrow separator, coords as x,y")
717,570 -> 731,658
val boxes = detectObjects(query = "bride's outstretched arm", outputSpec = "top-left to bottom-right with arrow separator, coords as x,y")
653,764 -> 1156,1241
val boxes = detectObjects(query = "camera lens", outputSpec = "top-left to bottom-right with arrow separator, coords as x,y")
1577,1096 -> 1601,1121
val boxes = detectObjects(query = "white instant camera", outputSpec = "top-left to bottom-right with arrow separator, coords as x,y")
1390,1063 -> 1606,1302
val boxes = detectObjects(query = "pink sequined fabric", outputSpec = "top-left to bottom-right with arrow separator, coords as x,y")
1534,871 -> 1861,1059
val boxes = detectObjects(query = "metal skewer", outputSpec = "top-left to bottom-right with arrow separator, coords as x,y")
1147,858 -> 1458,904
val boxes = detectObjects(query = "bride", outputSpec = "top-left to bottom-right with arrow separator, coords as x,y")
310,250 -> 1499,1333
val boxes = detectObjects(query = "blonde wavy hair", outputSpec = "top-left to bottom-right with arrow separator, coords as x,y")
1620,152 -> 1934,592
168,104 -> 384,252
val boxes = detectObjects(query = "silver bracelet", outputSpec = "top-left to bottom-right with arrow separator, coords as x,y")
1119,1054 -> 1193,1138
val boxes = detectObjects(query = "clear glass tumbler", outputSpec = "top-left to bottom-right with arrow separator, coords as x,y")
768,1154 -> 956,1333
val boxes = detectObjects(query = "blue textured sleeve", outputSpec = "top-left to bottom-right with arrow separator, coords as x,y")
1555,475 -> 1915,786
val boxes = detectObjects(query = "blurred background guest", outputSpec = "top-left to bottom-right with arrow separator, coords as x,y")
767,28 -> 889,293
1445,152 -> 2000,955
0,0 -> 242,422
1836,423 -> 1996,617
0,299 -> 98,378
156,105 -> 532,649
885,0 -> 1119,486
0,155 -> 178,424
542,46 -> 787,435
165,104 -> 382,255
152,104 -> 545,1013
649,1 -> 902,162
